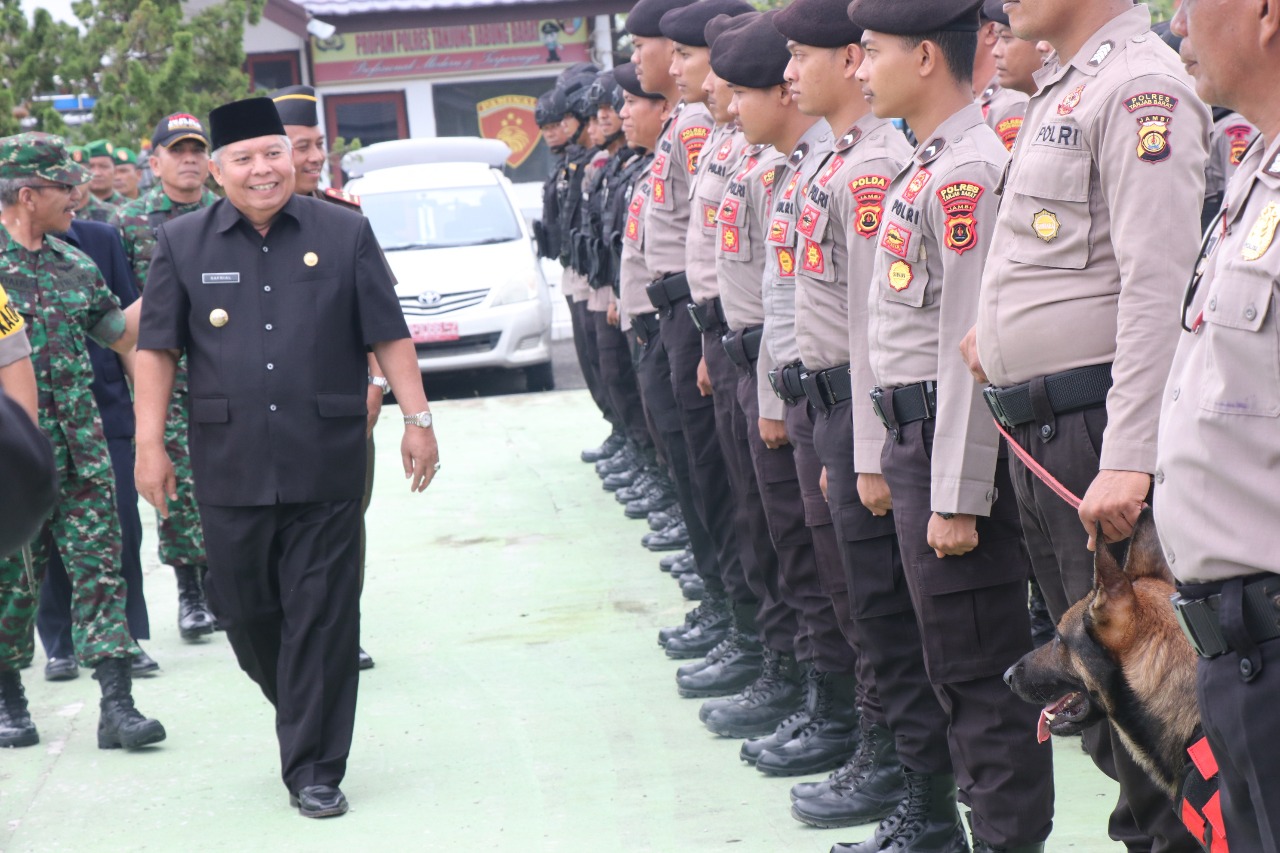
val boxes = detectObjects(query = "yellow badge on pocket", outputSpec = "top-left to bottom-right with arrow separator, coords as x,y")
304,252 -> 318,267
1032,209 -> 1061,242
210,309 -> 229,328
1242,202 -> 1280,262
888,260 -> 913,292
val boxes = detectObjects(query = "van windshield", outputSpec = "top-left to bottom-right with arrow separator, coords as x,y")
361,184 -> 523,251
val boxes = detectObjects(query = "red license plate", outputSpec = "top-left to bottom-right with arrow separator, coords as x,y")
410,322 -> 460,343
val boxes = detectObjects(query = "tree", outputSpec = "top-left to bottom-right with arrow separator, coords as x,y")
0,0 -> 265,145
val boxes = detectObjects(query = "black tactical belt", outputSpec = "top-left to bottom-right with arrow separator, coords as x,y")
722,325 -> 763,370
870,381 -> 938,438
800,364 -> 853,412
984,363 -> 1113,430
1174,575 -> 1280,660
632,311 -> 661,345
645,271 -> 691,316
688,297 -> 727,334
769,362 -> 806,405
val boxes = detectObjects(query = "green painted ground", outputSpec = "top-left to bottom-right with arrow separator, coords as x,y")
2,389 -> 1118,851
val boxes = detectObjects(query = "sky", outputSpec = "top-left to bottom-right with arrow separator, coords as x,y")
21,0 -> 78,24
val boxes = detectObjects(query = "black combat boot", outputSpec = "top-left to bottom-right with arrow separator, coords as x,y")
968,813 -> 1045,853
581,431 -> 625,463
663,593 -> 730,659
757,670 -> 860,776
740,709 -> 812,765
94,657 -> 166,750
703,649 -> 805,738
676,603 -> 763,697
625,481 -> 678,517
0,669 -> 39,748
614,468 -> 656,502
175,564 -> 216,640
791,715 -> 905,826
595,442 -> 638,477
829,771 -> 968,853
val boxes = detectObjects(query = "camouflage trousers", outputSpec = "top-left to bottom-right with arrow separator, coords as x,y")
0,471 -> 137,670
159,370 -> 207,569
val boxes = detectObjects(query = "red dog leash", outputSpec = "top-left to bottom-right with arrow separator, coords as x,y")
992,419 -> 1083,509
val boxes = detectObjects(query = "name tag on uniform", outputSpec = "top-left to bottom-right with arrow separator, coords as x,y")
202,272 -> 240,284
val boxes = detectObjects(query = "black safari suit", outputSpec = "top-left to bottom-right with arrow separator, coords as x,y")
137,193 -> 408,794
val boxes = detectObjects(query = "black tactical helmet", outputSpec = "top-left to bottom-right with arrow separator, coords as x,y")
535,89 -> 568,126
587,69 -> 625,114
559,71 -> 600,123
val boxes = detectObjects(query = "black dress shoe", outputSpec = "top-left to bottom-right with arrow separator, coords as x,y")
644,522 -> 690,552
358,647 -> 374,670
290,784 -> 349,818
131,649 -> 160,677
44,657 -> 79,682
582,433 -> 625,463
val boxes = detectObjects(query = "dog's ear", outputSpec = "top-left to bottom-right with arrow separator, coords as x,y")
1092,523 -> 1137,638
1123,508 -> 1174,584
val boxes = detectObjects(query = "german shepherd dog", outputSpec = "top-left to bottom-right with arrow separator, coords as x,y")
1004,510 -> 1199,801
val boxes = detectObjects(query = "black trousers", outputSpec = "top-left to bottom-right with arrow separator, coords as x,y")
567,296 -> 617,432
1196,630 -> 1280,852
1007,407 -> 1199,852
810,398 -> 899,725
200,499 -> 362,794
882,414 -> 1052,847
662,304 -> 743,599
38,436 -> 149,658
633,323 -> 721,593
784,401 -> 858,678
593,309 -> 649,451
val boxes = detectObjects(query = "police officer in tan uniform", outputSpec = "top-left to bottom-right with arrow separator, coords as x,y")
1159,2 -> 1280,847
964,0 -> 1210,848
975,0 -> 1029,152
631,0 -> 744,660
846,0 -> 1053,849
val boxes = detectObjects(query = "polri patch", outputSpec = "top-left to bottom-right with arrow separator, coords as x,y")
850,175 -> 889,240
1124,92 -> 1178,113
1136,115 -> 1172,164
937,182 -> 984,256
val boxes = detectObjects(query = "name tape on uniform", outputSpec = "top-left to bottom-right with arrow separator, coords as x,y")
202,272 -> 241,284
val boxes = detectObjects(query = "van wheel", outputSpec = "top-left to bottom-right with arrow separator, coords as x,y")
525,362 -> 555,392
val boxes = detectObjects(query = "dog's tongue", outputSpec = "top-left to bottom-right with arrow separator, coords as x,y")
1037,694 -> 1077,744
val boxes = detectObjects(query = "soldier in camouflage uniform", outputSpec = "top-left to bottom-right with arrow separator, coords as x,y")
0,132 -> 165,750
271,85 -> 381,670
69,146 -> 119,224
85,139 -> 128,207
112,147 -> 142,201
111,113 -> 220,642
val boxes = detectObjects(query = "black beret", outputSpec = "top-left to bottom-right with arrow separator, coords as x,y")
980,0 -> 1009,26
614,62 -> 665,100
659,0 -> 753,47
774,0 -> 864,47
209,97 -> 286,152
705,11 -> 752,48
270,85 -> 318,127
710,10 -> 790,89
626,0 -> 696,37
847,0 -> 984,35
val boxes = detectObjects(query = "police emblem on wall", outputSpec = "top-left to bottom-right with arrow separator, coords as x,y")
849,175 -> 889,240
937,181 -> 984,255
1136,115 -> 1172,164
476,95 -> 540,169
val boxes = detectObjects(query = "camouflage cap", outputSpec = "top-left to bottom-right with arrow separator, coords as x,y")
113,147 -> 138,166
0,133 -> 91,184
84,138 -> 116,160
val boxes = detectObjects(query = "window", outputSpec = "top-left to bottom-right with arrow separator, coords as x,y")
361,184 -> 522,251
246,52 -> 301,92
324,92 -> 409,187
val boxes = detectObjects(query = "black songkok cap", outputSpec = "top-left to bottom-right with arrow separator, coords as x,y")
774,0 -> 864,47
710,10 -> 790,89
981,0 -> 1009,26
625,0 -> 696,37
270,85 -> 319,127
614,62 -> 665,100
659,0 -> 753,47
209,97 -> 287,152
847,0 -> 984,35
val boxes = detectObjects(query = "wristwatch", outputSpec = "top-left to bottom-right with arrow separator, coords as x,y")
936,512 -> 956,520
404,411 -> 434,429
368,375 -> 390,395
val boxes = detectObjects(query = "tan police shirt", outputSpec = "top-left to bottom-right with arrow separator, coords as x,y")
1155,136 -> 1280,583
857,105 -> 1008,515
975,5 -> 1210,475
716,144 -> 787,420
977,75 -> 1029,153
761,119 -> 833,413
643,101 -> 714,280
619,170 -> 656,329
689,125 -> 749,305
1206,111 -> 1259,214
